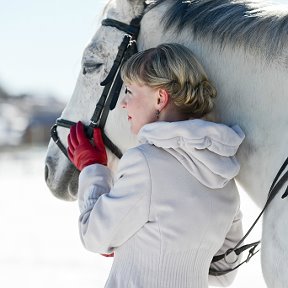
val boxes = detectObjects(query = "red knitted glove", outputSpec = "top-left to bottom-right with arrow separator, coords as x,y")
67,121 -> 107,170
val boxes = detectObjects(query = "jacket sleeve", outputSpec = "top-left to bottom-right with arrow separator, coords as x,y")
208,209 -> 243,287
77,147 -> 151,254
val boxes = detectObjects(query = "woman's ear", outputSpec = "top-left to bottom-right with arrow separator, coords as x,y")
157,88 -> 170,112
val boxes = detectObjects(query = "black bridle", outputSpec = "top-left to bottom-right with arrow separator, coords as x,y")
210,156 -> 288,276
50,16 -> 143,160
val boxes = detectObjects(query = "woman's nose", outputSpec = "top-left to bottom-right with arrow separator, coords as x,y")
120,97 -> 127,109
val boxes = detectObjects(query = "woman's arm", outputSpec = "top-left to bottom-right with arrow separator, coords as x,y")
208,209 -> 243,287
78,147 -> 151,254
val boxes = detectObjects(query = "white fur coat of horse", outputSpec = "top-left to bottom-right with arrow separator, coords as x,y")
45,1 -> 288,287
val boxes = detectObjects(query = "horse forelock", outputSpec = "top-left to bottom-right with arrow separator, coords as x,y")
151,0 -> 288,59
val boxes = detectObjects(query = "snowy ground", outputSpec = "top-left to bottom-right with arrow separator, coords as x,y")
0,146 -> 266,287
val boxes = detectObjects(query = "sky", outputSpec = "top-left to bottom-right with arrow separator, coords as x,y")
0,0 -> 287,101
0,0 -> 106,100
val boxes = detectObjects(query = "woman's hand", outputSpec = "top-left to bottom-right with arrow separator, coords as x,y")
67,121 -> 107,170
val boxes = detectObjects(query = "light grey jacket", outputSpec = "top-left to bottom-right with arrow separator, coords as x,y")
78,119 -> 245,288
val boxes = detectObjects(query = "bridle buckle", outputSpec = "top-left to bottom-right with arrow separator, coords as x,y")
124,34 -> 137,47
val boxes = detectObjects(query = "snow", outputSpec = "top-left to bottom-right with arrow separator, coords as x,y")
0,147 -> 266,287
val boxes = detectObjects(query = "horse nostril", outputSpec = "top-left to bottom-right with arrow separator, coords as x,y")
45,164 -> 49,182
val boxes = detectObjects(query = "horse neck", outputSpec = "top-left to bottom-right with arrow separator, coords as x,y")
139,2 -> 288,206
140,0 -> 288,144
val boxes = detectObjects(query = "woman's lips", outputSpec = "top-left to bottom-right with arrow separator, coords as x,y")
128,116 -> 132,121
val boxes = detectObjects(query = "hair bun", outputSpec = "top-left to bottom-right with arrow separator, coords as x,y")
174,80 -> 217,118
198,80 -> 217,99
190,80 -> 217,117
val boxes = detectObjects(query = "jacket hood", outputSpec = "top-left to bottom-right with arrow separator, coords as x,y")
137,119 -> 245,189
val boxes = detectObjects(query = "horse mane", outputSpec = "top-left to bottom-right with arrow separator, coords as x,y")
149,0 -> 288,59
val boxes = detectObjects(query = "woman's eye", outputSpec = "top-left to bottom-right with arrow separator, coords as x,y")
125,88 -> 132,95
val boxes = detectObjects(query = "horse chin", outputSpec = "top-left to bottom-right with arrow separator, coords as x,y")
67,171 -> 80,201
52,182 -> 78,202
45,153 -> 80,201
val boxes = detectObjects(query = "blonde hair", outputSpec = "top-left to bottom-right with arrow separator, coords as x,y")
121,43 -> 217,118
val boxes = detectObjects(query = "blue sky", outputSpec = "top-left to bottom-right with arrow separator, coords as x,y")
0,0 -> 287,100
0,0 -> 106,100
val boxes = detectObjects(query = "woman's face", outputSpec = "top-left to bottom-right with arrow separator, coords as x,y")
121,82 -> 159,134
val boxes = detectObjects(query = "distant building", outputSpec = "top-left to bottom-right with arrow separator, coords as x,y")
22,98 -> 65,145
22,110 -> 61,145
0,85 -> 65,147
0,102 -> 28,146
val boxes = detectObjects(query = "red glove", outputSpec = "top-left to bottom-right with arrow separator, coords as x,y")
67,121 -> 107,170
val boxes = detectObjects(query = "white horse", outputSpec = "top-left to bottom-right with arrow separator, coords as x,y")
45,0 -> 288,287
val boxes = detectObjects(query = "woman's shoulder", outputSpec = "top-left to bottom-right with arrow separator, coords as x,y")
121,144 -> 171,168
124,144 -> 164,158
115,145 -> 158,183
117,145 -> 151,171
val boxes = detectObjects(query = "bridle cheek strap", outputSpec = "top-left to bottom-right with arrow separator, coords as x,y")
50,15 -> 143,161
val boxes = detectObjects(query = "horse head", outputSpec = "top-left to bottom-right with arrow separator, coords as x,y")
45,0 -> 146,201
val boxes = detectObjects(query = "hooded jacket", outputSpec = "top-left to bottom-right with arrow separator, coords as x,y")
78,119 -> 245,288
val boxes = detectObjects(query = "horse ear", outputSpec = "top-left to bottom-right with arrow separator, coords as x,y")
126,0 -> 146,9
116,0 -> 146,17
106,0 -> 146,20
127,0 -> 146,4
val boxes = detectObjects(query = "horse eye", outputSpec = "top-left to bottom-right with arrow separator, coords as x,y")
82,62 -> 103,75
125,88 -> 128,94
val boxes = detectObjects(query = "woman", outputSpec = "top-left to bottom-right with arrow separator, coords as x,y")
67,43 -> 245,287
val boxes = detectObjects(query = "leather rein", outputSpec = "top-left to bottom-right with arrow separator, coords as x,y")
50,16 -> 143,160
210,156 -> 288,276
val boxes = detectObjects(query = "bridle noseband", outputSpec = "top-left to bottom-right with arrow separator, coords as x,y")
50,16 -> 143,161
